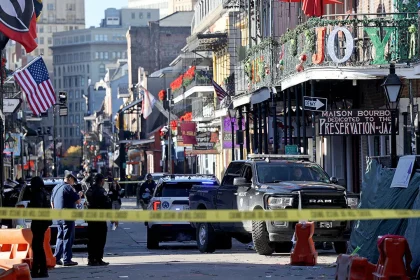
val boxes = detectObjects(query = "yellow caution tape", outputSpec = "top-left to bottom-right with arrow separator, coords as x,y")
2,208 -> 420,222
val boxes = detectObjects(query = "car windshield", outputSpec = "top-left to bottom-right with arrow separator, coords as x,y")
256,163 -> 330,184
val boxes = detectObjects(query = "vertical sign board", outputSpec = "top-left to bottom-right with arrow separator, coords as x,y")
390,155 -> 416,188
319,110 -> 397,135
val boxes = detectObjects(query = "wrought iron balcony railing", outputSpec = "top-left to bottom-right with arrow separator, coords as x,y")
242,13 -> 419,92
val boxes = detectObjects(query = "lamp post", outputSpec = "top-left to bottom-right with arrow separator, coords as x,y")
5,134 -> 16,180
381,63 -> 403,168
228,104 -> 237,161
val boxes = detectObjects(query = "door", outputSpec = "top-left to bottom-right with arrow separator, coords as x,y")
235,164 -> 253,230
217,162 -> 244,230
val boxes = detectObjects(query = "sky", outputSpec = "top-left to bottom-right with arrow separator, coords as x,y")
85,0 -> 128,28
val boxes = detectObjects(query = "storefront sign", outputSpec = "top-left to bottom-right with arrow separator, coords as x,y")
223,117 -> 246,149
193,132 -> 217,151
180,122 -> 197,145
319,110 -> 397,136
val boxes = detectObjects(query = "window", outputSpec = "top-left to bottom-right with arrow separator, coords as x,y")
99,64 -> 105,73
75,103 -> 80,111
99,35 -> 104,41
75,115 -> 80,123
256,163 -> 330,184
104,35 -> 108,41
58,67 -> 61,76
75,77 -> 79,87
69,116 -> 74,124
139,13 -> 143,19
81,77 -> 85,86
39,26 -> 44,33
39,37 -> 44,44
122,52 -> 126,59
99,52 -> 104,59
155,182 -> 198,197
47,3 -> 54,10
40,48 -> 44,55
47,26 -> 52,33
48,37 -> 52,44
95,52 -> 99,59
69,103 -> 73,112
112,52 -> 116,59
221,162 -> 243,185
87,65 -> 90,73
95,35 -> 99,41
117,52 -> 121,58
104,52 -> 109,59
131,13 -> 135,19
69,90 -> 74,99
75,90 -> 80,99
147,12 -> 151,19
58,79 -> 61,88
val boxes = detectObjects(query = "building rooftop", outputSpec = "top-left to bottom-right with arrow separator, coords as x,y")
158,11 -> 194,27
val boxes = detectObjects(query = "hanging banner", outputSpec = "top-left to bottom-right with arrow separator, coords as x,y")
319,110 -> 398,136
223,117 -> 246,149
193,131 -> 219,152
180,122 -> 197,145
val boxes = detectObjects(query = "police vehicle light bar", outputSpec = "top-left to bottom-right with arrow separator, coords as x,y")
247,154 -> 311,160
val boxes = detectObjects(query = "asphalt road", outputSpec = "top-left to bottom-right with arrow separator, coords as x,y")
47,199 -> 338,280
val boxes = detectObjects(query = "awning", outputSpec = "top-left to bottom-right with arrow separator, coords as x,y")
280,64 -> 420,91
250,88 -> 270,105
188,33 -> 228,52
233,93 -> 251,108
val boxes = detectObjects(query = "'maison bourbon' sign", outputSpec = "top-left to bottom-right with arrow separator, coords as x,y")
319,110 -> 397,136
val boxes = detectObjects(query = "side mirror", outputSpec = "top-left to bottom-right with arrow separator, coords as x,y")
233,177 -> 250,186
330,177 -> 338,184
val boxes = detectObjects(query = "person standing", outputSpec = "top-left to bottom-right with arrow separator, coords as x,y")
85,173 -> 112,266
51,173 -> 83,266
108,181 -> 122,230
138,174 -> 156,209
28,177 -> 52,278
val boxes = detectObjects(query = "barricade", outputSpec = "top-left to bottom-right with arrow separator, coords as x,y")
0,263 -> 31,280
290,222 -> 317,266
373,235 -> 412,280
43,228 -> 55,268
336,254 -> 376,280
0,229 -> 32,270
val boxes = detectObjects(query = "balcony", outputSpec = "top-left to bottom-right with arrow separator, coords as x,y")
171,68 -> 213,104
242,13 -> 419,92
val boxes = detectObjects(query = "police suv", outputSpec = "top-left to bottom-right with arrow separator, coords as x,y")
13,178 -> 89,245
145,174 -> 219,249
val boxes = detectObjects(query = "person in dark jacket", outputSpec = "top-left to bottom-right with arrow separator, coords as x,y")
85,173 -> 112,266
137,174 -> 156,209
108,181 -> 122,230
28,176 -> 52,278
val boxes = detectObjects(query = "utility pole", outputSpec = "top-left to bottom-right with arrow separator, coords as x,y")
167,88 -> 172,174
53,106 -> 57,176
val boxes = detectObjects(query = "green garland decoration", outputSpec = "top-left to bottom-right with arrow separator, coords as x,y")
304,28 -> 316,54
257,59 -> 266,79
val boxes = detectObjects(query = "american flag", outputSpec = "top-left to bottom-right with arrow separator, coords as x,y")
201,71 -> 229,101
14,57 -> 56,116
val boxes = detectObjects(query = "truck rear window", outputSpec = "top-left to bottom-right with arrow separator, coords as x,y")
156,182 -> 217,197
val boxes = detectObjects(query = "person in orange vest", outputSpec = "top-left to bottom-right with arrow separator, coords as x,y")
28,176 -> 52,278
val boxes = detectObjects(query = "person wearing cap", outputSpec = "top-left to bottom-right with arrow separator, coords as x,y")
51,172 -> 83,266
85,173 -> 112,266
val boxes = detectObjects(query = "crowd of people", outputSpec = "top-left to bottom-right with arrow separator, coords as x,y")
26,169 -> 126,278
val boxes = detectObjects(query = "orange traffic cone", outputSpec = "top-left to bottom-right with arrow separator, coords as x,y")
373,235 -> 413,280
348,256 -> 376,280
290,222 -> 317,266
43,228 -> 56,268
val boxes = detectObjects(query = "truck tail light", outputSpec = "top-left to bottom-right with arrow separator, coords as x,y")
153,201 -> 161,211
16,205 -> 25,208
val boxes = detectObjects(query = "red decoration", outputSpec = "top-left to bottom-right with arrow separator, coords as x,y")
158,90 -> 166,101
300,54 -> 307,62
279,0 -> 342,17
180,112 -> 192,122
170,120 -> 178,130
170,74 -> 184,92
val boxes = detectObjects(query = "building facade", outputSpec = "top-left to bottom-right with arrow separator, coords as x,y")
168,0 -> 198,13
128,0 -> 170,19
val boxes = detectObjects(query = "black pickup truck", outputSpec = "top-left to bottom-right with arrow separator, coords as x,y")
189,154 -> 359,255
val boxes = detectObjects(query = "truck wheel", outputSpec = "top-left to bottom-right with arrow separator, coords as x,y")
334,241 -> 348,254
252,220 -> 274,255
147,227 -> 159,249
217,235 -> 232,249
196,223 -> 216,253
274,242 -> 293,253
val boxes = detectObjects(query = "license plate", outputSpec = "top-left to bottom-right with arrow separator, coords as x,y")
319,222 -> 333,228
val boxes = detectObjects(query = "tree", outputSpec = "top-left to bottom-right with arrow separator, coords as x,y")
60,145 -> 82,171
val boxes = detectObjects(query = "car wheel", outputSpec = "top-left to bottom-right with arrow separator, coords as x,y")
274,242 -> 293,253
334,241 -> 348,254
216,235 -> 232,250
147,227 -> 159,249
196,223 -> 216,253
252,220 -> 274,256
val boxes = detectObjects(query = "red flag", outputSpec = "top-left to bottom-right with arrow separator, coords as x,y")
0,0 -> 38,52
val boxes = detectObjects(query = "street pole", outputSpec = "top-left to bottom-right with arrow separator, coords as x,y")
42,135 -> 47,177
11,152 -> 14,180
167,88 -> 172,174
81,135 -> 84,170
0,49 -> 4,206
238,107 -> 244,159
53,106 -> 57,177
231,118 -> 235,161
311,80 -> 316,163
391,109 -> 397,168
20,135 -> 23,179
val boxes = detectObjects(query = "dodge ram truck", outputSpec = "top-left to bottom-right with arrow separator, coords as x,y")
189,154 -> 359,255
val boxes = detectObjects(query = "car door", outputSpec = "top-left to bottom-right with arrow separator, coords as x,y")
233,164 -> 253,230
217,162 -> 244,230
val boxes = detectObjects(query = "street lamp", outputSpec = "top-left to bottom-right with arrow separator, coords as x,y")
228,104 -> 237,161
381,63 -> 403,168
5,134 -> 16,180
